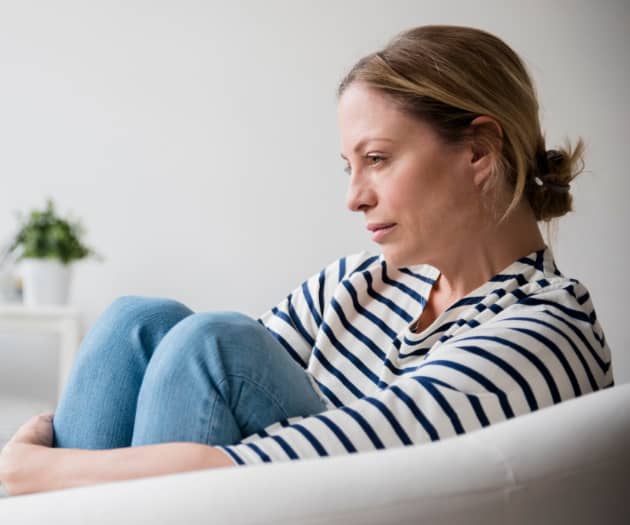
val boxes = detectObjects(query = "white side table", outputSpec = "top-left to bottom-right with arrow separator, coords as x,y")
0,303 -> 81,401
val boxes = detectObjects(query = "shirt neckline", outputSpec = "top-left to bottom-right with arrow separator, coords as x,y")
398,244 -> 554,338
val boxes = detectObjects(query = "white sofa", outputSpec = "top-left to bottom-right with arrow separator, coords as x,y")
1,382 -> 629,524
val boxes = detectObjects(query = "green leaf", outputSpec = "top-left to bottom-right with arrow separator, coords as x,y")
8,198 -> 100,264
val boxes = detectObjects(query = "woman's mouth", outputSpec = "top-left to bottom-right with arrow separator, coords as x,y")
367,223 -> 397,242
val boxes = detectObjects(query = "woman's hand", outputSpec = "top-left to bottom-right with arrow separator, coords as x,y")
1,413 -> 236,496
5,412 -> 55,448
0,412 -> 55,495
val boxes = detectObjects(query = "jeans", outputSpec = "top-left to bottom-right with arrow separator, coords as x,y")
52,296 -> 328,449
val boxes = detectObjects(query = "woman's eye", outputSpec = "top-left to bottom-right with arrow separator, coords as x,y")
366,154 -> 385,166
343,155 -> 385,175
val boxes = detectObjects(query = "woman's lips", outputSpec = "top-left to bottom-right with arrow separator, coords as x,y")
367,223 -> 396,242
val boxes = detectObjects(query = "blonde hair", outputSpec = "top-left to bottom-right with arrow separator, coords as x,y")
337,25 -> 585,233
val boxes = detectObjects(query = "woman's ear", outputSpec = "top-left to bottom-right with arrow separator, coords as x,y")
468,116 -> 503,188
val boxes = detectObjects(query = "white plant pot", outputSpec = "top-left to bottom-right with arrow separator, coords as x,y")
19,258 -> 73,307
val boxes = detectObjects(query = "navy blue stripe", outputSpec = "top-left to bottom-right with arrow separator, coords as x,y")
349,254 -> 380,276
302,280 -> 323,328
401,320 -> 457,349
341,280 -> 398,339
448,296 -> 485,310
457,345 -> 538,411
363,272 -> 414,322
451,334 -> 561,403
271,306 -> 294,329
517,255 -> 535,266
313,414 -> 358,452
314,378 -> 344,408
552,260 -> 562,275
330,297 -> 386,360
399,267 -> 437,285
264,326 -> 307,368
512,289 -> 527,300
490,272 -> 529,286
564,283 -> 577,299
468,396 -> 491,427
501,315 -> 598,391
577,291 -> 590,305
380,262 -> 427,305
534,248 -> 545,271
390,385 -> 439,440
318,269 -> 326,315
338,257 -> 346,281
320,318 -> 381,385
286,295 -> 316,347
413,376 -> 467,433
245,443 -> 271,462
328,298 -> 419,378
365,397 -> 413,445
517,248 -> 546,270
291,424 -> 328,456
422,377 -> 491,428
398,342 -> 431,357
312,346 -> 366,399
270,435 -> 299,460
218,446 -> 245,465
517,296 -> 590,323
508,326 -> 581,396
340,405 -> 385,449
417,361 -> 515,419
543,310 -> 609,372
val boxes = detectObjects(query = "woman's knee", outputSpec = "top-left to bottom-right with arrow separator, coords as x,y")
79,295 -> 194,362
154,311 -> 267,367
101,295 -> 193,328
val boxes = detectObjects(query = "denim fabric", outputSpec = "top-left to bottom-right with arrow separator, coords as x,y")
52,296 -> 327,449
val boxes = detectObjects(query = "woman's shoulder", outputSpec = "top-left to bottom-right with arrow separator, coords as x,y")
500,245 -> 600,316
520,271 -> 599,314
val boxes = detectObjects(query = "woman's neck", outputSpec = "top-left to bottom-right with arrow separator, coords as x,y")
419,201 -> 546,324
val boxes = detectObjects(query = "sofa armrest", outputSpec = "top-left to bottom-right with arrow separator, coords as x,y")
1,384 -> 629,525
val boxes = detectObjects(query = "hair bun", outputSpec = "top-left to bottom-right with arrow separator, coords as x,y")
536,149 -> 563,176
528,138 -> 585,222
534,149 -> 571,194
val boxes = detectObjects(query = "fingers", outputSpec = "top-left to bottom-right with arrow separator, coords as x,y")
9,413 -> 55,443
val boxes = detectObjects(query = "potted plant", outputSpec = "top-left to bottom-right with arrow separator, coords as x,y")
8,198 -> 103,306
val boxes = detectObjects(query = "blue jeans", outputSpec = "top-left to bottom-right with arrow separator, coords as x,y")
52,296 -> 327,449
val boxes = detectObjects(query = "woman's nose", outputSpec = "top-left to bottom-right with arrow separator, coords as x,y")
346,171 -> 377,213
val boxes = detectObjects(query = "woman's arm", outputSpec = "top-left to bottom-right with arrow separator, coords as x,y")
0,413 -> 236,496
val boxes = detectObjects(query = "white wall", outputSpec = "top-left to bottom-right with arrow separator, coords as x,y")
1,0 -> 628,403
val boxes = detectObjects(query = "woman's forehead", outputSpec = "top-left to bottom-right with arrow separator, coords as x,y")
338,84 -> 432,153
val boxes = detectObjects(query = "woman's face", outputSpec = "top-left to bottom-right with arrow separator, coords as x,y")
338,82 -> 483,268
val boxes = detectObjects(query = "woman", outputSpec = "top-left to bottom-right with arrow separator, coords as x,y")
0,25 -> 613,495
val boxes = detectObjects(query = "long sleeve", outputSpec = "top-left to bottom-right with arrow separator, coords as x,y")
217,281 -> 613,466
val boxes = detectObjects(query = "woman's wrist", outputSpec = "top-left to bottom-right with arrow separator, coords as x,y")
1,441 -> 236,496
0,442 -> 63,495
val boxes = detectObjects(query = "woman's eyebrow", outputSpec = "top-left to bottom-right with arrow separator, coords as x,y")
340,137 -> 395,159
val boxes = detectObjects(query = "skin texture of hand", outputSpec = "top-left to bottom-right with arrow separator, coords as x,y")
6,412 -> 54,448
0,412 -> 55,496
0,412 -> 236,496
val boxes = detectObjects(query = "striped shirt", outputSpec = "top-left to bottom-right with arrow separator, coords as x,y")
218,245 -> 614,465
